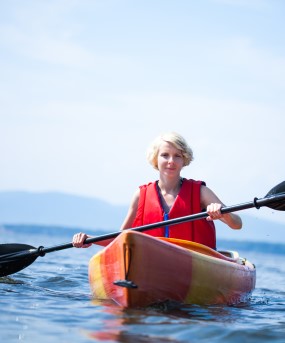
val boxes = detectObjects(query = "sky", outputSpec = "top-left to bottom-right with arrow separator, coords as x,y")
1,0 -> 285,225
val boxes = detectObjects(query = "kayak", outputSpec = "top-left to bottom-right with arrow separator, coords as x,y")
88,230 -> 256,308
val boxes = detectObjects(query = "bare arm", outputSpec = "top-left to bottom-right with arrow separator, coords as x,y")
200,185 -> 242,230
72,189 -> 140,247
121,189 -> 140,230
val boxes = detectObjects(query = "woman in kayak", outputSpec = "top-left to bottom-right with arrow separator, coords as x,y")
73,132 -> 242,249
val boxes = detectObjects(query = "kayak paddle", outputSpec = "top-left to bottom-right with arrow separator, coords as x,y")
0,181 -> 285,277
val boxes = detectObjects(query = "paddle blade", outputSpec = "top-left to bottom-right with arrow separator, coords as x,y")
265,181 -> 285,211
0,244 -> 38,277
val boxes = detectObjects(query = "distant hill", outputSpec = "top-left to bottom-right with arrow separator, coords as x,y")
0,191 -> 284,243
0,191 -> 127,231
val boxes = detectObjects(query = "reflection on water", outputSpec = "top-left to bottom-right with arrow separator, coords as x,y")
84,293 -> 285,342
0,276 -> 25,285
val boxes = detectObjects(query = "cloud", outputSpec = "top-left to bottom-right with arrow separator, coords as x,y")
216,37 -> 285,82
0,24 -> 96,69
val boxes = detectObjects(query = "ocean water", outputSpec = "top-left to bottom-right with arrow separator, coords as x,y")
1,226 -> 285,343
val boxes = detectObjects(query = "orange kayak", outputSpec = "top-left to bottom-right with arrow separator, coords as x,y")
88,230 -> 256,308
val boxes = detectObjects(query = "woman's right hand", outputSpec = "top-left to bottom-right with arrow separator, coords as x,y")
72,232 -> 93,248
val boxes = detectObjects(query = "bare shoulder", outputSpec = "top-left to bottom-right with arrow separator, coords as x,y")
120,188 -> 140,230
130,188 -> 140,209
200,185 -> 224,207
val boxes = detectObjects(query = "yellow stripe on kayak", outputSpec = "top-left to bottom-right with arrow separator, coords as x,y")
89,253 -> 107,299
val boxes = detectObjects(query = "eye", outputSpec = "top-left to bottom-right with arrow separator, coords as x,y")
160,152 -> 169,157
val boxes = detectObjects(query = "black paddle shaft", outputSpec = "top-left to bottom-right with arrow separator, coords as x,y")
84,190 -> 285,245
10,190 -> 285,255
0,181 -> 285,277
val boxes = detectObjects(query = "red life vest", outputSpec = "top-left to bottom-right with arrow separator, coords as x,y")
132,178 -> 216,249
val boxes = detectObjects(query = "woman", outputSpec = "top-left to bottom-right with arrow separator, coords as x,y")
73,132 -> 242,249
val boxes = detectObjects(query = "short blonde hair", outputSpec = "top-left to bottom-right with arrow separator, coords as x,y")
146,132 -> 194,170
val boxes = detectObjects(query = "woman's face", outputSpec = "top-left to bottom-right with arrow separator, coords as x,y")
157,141 -> 184,177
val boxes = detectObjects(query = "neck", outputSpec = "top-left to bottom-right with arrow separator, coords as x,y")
158,176 -> 182,194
